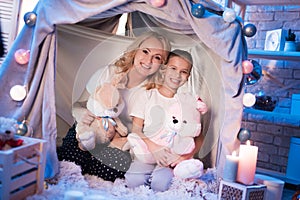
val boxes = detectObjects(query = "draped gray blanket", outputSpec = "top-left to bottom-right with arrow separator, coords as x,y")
0,0 -> 246,178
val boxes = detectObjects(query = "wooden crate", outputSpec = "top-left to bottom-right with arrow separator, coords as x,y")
0,136 -> 46,200
218,180 -> 266,200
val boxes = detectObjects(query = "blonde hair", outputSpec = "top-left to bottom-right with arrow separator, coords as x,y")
114,31 -> 171,73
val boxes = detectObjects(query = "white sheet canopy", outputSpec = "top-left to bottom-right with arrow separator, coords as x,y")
0,0 -> 247,179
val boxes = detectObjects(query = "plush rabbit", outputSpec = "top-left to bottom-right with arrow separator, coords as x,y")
76,83 -> 128,151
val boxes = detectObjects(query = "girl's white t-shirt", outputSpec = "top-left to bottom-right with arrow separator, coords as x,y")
129,88 -> 178,138
86,65 -> 144,131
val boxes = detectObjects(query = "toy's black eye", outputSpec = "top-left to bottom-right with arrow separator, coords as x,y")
113,108 -> 118,113
183,120 -> 187,124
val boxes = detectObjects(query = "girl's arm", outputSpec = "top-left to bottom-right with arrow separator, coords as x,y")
132,117 -> 171,167
169,134 -> 205,167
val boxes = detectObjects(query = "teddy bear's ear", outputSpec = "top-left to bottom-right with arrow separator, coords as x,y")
95,83 -> 120,109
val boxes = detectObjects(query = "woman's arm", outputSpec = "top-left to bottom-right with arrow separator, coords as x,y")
72,88 -> 95,125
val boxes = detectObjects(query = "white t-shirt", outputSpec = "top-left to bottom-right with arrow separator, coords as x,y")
129,88 -> 179,139
86,65 -> 145,131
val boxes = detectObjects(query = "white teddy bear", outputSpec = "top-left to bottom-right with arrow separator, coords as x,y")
128,92 -> 207,164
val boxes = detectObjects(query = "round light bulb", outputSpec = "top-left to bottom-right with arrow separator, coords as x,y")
150,0 -> 166,7
10,85 -> 27,101
223,8 -> 236,23
14,49 -> 30,65
243,93 -> 256,107
242,60 -> 254,74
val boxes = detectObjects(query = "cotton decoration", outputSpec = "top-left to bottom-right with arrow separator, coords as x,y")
24,12 -> 37,27
243,93 -> 256,107
222,8 -> 236,23
64,190 -> 84,200
149,0 -> 166,7
14,49 -> 30,65
242,60 -> 254,74
191,3 -> 205,18
243,23 -> 257,37
237,128 -> 251,143
9,85 -> 27,101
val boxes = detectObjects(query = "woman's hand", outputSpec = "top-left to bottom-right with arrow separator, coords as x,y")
73,107 -> 95,125
72,88 -> 96,125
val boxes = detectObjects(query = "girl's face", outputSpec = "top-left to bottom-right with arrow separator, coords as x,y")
163,56 -> 191,92
133,37 -> 166,78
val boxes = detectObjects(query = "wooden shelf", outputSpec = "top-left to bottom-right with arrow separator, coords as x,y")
225,0 -> 300,19
248,49 -> 300,61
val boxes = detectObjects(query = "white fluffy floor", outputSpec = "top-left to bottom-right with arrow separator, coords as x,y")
27,161 -> 219,200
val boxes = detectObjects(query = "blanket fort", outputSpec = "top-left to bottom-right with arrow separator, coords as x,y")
0,0 -> 246,179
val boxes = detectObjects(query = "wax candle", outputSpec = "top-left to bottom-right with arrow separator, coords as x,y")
236,140 -> 258,185
223,151 -> 239,182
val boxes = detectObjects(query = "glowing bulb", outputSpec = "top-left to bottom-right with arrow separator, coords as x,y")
243,93 -> 256,107
150,0 -> 165,7
14,49 -> 30,65
10,85 -> 27,101
223,8 -> 236,23
242,60 -> 254,74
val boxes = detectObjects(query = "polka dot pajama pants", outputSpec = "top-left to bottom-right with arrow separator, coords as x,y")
57,124 -> 132,182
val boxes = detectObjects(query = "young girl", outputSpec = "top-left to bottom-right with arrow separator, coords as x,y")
125,49 -> 207,192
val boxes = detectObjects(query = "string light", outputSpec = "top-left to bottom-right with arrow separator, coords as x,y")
222,8 -> 236,23
9,85 -> 27,101
14,49 -> 30,65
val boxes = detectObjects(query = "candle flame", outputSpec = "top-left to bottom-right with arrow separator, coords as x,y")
246,140 -> 251,145
232,151 -> 237,156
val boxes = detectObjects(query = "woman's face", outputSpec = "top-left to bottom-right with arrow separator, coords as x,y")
133,37 -> 166,78
163,56 -> 191,92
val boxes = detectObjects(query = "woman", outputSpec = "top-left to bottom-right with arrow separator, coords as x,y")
57,31 -> 171,181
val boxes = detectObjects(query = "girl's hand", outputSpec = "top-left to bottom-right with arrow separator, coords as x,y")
148,142 -> 171,167
168,152 -> 193,168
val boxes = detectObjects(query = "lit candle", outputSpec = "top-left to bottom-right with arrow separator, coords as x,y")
236,140 -> 258,185
223,151 -> 239,182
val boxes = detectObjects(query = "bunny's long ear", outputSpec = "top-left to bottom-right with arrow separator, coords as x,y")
196,96 -> 208,115
168,101 -> 182,121
110,72 -> 128,89
95,83 -> 120,110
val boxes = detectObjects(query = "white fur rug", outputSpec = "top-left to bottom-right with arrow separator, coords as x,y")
27,161 -> 219,200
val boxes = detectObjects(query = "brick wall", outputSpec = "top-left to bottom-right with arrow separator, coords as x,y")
243,109 -> 300,173
241,4 -> 300,174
